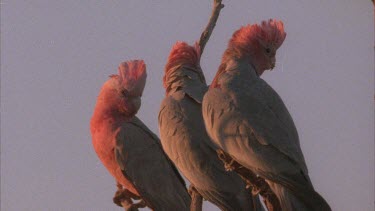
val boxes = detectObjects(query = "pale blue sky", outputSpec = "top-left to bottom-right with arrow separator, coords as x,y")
1,1 -> 374,210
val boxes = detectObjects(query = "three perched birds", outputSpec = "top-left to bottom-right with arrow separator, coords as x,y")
90,19 -> 331,211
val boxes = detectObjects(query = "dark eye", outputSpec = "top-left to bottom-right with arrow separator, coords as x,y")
121,89 -> 129,96
265,48 -> 271,54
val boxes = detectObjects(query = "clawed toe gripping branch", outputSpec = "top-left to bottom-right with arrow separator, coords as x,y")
113,183 -> 146,211
216,150 -> 282,211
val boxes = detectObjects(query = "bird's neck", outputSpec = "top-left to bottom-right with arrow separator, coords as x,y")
165,65 -> 206,95
211,56 -> 258,89
90,93 -> 133,134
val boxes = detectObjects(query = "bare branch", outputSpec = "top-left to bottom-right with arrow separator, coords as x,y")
189,185 -> 203,211
198,0 -> 225,55
186,2 -> 225,209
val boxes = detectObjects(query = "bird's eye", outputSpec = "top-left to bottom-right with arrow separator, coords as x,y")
265,48 -> 271,54
121,89 -> 129,96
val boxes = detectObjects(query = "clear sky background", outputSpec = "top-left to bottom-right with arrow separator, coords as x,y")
1,1 -> 374,210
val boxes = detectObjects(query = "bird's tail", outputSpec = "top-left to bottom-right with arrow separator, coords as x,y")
268,181 -> 331,211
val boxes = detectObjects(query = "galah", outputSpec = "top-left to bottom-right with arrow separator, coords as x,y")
202,19 -> 331,211
90,60 -> 191,210
158,42 -> 264,211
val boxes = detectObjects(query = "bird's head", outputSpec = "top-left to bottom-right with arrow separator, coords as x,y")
227,19 -> 286,76
163,41 -> 204,94
107,60 -> 147,117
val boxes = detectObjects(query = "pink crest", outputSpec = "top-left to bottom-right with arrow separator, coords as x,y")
230,19 -> 286,50
118,60 -> 147,96
256,19 -> 286,48
163,41 -> 201,89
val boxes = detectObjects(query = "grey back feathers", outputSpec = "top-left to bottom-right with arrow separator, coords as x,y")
202,61 -> 331,211
115,116 -> 191,210
159,64 -> 263,210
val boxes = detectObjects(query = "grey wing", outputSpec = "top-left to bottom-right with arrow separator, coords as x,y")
251,79 -> 308,173
115,117 -> 191,211
203,84 -> 307,175
130,116 -> 187,187
166,65 -> 208,103
202,87 -> 328,208
159,93 -> 257,211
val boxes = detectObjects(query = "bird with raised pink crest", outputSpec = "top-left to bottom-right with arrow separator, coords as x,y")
159,41 -> 266,211
90,60 -> 190,210
202,19 -> 331,211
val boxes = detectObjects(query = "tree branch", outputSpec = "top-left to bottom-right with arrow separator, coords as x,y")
198,0 -> 225,55
189,185 -> 203,211
188,2 -> 224,209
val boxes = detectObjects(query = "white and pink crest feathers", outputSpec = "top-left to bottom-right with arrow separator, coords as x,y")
117,60 -> 147,97
163,42 -> 202,94
229,19 -> 286,52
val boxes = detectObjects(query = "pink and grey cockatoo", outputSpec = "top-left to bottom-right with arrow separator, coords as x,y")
158,42 -> 264,210
90,60 -> 191,210
202,19 -> 331,211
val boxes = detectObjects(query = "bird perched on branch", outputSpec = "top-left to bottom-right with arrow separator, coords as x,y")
159,42 -> 264,211
202,19 -> 331,211
90,60 -> 191,211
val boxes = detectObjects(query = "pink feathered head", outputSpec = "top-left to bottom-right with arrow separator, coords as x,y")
163,41 -> 201,90
117,60 -> 147,97
164,41 -> 201,73
230,19 -> 286,51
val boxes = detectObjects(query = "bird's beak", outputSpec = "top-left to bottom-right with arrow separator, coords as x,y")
270,57 -> 276,70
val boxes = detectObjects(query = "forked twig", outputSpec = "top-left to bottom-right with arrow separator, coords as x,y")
198,0 -> 225,55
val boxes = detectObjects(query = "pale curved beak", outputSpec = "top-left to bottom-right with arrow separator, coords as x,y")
270,57 -> 276,70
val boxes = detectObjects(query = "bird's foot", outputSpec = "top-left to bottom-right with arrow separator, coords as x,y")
128,200 -> 146,210
225,159 -> 236,171
244,176 -> 265,196
113,182 -> 142,209
249,185 -> 261,196
216,149 -> 237,171
248,178 -> 282,211
113,188 -> 131,207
